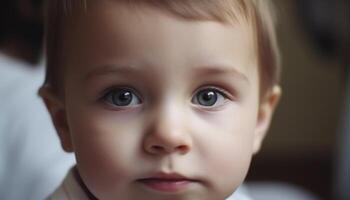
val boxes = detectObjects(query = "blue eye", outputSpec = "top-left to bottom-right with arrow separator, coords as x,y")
192,88 -> 228,107
104,88 -> 141,107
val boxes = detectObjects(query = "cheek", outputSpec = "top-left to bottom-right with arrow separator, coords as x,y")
66,104 -> 144,194
207,136 -> 253,175
196,125 -> 254,196
198,126 -> 254,177
191,105 -> 258,191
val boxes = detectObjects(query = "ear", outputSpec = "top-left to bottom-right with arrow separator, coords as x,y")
39,85 -> 74,152
253,85 -> 282,154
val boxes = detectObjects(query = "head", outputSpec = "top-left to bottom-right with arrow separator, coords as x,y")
0,0 -> 44,64
40,0 -> 281,199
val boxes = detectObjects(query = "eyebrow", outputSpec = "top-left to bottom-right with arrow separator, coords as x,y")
84,64 -> 250,84
192,65 -> 250,84
84,65 -> 141,81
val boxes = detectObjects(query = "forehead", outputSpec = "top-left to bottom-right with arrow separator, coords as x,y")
60,1 -> 257,83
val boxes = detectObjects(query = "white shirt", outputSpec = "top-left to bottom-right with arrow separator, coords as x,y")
0,54 -> 75,200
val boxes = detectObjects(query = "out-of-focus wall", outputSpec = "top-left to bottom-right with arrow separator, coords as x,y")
267,0 -> 343,156
247,1 -> 345,199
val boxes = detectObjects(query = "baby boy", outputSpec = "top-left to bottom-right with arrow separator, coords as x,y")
41,0 -> 282,199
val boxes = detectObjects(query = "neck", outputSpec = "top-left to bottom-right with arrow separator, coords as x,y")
73,167 -> 99,200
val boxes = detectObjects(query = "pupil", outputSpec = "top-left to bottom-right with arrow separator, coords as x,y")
113,90 -> 132,106
198,90 -> 217,106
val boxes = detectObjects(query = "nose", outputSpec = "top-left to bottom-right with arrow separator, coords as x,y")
143,106 -> 192,156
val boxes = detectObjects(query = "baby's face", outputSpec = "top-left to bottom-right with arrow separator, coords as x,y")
58,1 -> 268,200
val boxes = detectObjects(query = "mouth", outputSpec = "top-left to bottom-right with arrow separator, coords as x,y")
137,172 -> 198,193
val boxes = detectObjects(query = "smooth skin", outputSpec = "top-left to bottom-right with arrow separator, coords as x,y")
41,1 -> 281,200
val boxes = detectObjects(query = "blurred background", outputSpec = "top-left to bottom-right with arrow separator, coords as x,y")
0,1 -> 75,199
246,1 -> 350,200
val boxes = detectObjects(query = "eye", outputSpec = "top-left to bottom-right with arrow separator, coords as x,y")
192,88 -> 228,107
103,88 -> 141,107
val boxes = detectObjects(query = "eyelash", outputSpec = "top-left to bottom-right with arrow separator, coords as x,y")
197,85 -> 234,98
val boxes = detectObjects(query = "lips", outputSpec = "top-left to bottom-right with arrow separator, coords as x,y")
137,173 -> 197,192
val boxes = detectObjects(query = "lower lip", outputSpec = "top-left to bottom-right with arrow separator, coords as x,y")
138,179 -> 193,192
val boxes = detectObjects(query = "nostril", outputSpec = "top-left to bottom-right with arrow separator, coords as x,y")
151,145 -> 164,152
176,145 -> 189,154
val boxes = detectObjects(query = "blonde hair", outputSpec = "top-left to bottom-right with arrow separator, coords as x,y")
44,0 -> 280,95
